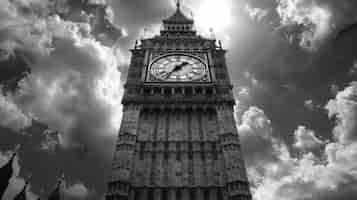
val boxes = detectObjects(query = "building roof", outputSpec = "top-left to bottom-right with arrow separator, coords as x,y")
163,2 -> 194,24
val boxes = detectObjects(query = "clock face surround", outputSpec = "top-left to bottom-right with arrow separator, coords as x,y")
148,54 -> 209,82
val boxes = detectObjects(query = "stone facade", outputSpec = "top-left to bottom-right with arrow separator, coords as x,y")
106,4 -> 251,200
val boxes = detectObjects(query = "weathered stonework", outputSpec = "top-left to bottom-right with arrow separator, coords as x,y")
106,4 -> 252,200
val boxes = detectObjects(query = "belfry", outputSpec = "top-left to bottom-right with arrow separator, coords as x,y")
106,2 -> 252,200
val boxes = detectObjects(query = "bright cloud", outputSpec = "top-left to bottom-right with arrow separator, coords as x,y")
63,182 -> 92,200
277,0 -> 332,50
238,82 -> 357,200
0,90 -> 31,131
293,125 -> 324,150
0,0 -> 124,156
245,0 -> 333,50
326,82 -> 357,144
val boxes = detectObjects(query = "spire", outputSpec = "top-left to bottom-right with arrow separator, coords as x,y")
48,175 -> 64,200
176,0 -> 181,10
14,181 -> 28,200
163,0 -> 193,24
0,151 -> 18,199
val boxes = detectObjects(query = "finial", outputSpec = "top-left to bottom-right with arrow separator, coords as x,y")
209,28 -> 216,39
143,27 -> 148,39
176,0 -> 181,10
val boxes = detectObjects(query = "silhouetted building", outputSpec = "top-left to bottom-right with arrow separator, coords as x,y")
14,181 -> 28,200
0,152 -> 16,199
106,2 -> 252,200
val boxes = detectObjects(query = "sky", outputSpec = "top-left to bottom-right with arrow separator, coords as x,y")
0,0 -> 357,199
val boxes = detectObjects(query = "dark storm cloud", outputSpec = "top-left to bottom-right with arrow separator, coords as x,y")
0,0 -> 124,199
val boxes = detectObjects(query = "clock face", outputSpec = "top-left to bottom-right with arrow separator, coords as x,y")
149,54 -> 208,82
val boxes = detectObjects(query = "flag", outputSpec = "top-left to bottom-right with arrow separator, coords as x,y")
0,152 -> 16,199
14,181 -> 28,200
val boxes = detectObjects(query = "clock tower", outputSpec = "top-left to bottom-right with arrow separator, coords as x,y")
106,2 -> 252,200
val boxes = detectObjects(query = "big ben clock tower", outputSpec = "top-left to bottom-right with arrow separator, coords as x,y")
106,2 -> 252,200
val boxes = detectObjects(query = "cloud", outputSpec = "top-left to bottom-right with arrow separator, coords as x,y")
303,99 -> 324,112
238,107 -> 281,168
349,61 -> 357,76
293,125 -> 324,150
0,90 -> 31,131
0,0 -> 124,159
245,0 -> 357,50
325,82 -> 357,144
63,182 -> 92,200
39,129 -> 60,153
276,0 -> 332,50
238,83 -> 357,200
304,99 -> 315,110
245,4 -> 269,21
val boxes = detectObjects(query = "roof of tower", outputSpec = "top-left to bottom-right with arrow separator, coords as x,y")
163,2 -> 194,24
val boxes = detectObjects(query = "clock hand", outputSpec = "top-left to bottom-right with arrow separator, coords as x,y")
164,62 -> 190,78
173,62 -> 190,72
164,69 -> 175,79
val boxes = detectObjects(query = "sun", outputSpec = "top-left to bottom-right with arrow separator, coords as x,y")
195,0 -> 233,34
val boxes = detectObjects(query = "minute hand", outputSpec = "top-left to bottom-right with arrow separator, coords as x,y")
165,62 -> 190,78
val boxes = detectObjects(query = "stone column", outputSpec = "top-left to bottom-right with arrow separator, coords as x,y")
202,87 -> 207,95
171,87 -> 175,95
128,189 -> 135,200
210,188 -> 218,200
197,188 -> 204,200
141,188 -> 148,200
215,105 -> 237,135
119,105 -> 141,135
182,188 -> 189,200
169,188 -> 176,200
223,189 -> 229,200
154,188 -> 162,200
